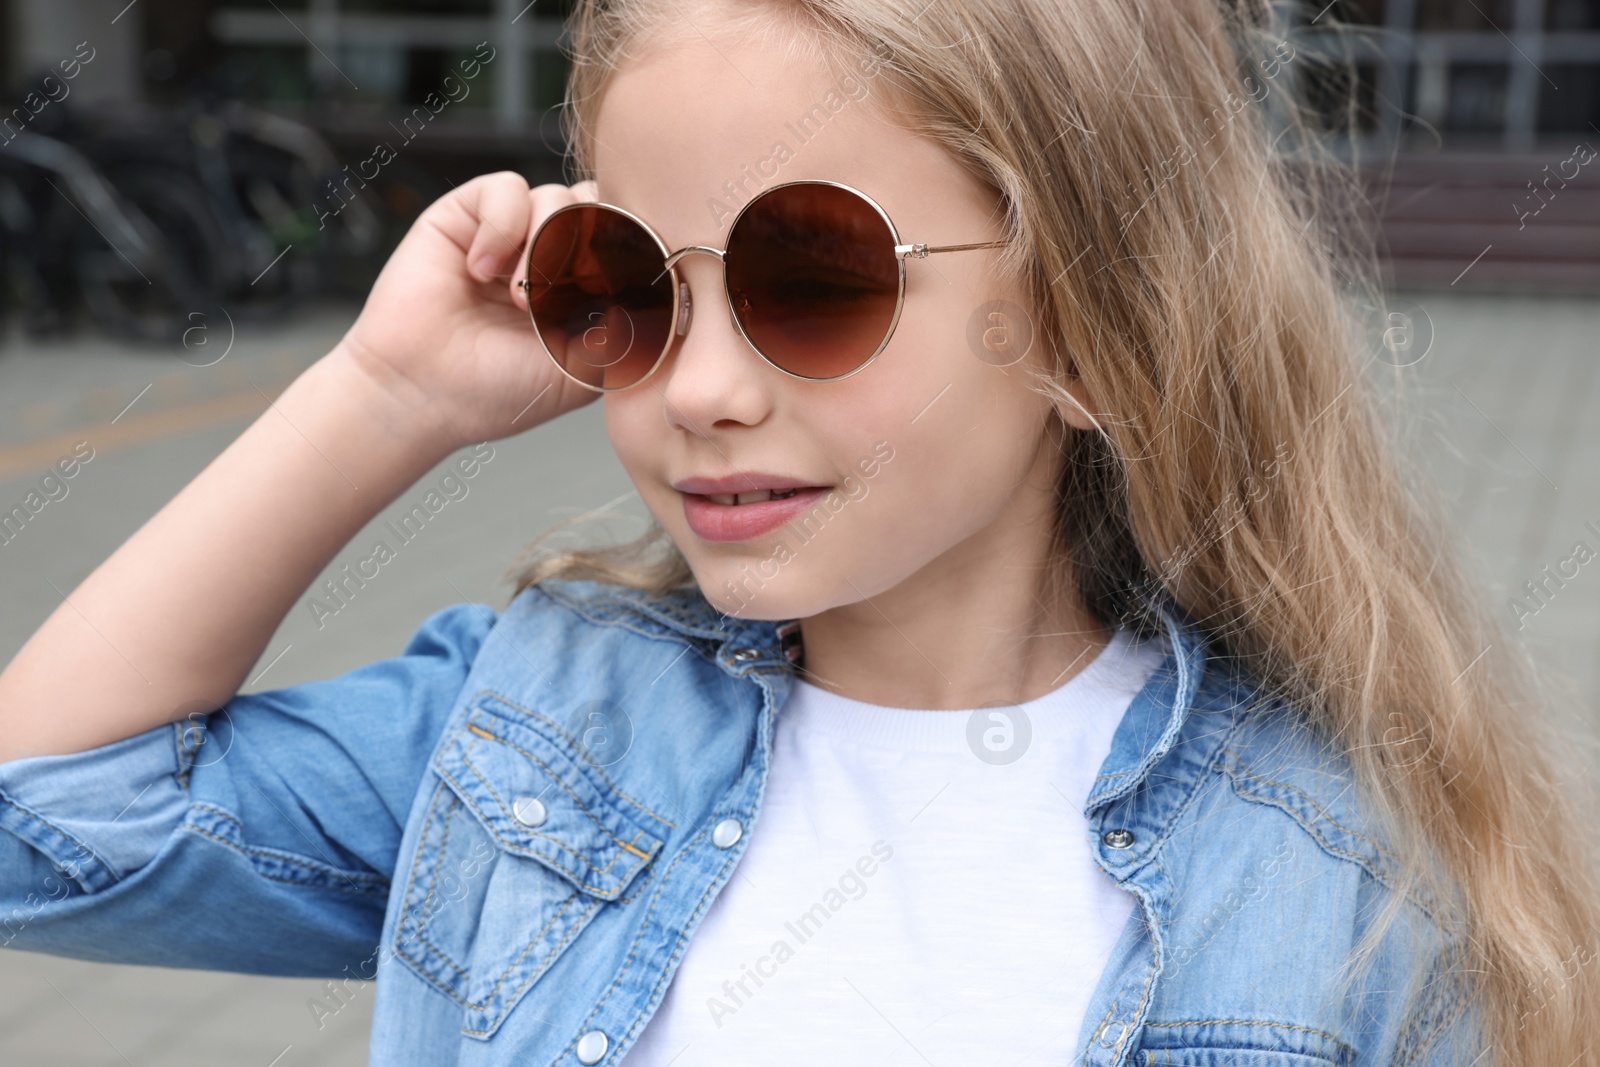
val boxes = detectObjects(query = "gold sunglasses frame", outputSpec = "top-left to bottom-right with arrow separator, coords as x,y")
516,178 -> 1007,392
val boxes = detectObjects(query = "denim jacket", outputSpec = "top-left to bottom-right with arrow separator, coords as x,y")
0,578 -> 1483,1066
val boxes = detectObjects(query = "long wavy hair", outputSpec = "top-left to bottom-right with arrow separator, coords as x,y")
509,0 -> 1600,1061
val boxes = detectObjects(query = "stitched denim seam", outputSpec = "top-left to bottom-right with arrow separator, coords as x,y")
183,803 -> 386,890
616,857 -> 656,905
1140,1019 -> 1356,1059
539,582 -> 807,679
456,733 -> 634,876
448,729 -> 646,889
1220,752 -> 1402,877
1218,771 -> 1419,914
1397,982 -> 1471,1067
1147,851 -> 1184,986
411,925 -> 472,984
1394,983 -> 1452,1067
176,824 -> 386,896
601,677 -> 790,1053
395,782 -> 448,957
190,802 -> 242,827
471,693 -> 677,828
1170,712 -> 1250,821
1089,718 -> 1232,790
531,583 -> 799,677
1080,889 -> 1160,1063
394,782 -> 476,1007
599,819 -> 743,1056
170,721 -> 192,791
531,583 -> 725,647
1082,999 -> 1118,1066
534,581 -> 740,645
1394,954 -> 1452,1061
0,794 -> 118,887
409,792 -> 473,983
1220,748 -> 1398,864
1393,939 -> 1472,1066
537,581 -> 692,627
470,892 -> 580,1014
414,791 -> 464,969
461,895 -> 603,1038
1118,930 -> 1160,1062
741,664 -> 800,678
1217,750 -> 1442,925
399,943 -> 471,1008
1083,659 -> 1199,808
1147,727 -> 1238,861
551,822 -> 714,1061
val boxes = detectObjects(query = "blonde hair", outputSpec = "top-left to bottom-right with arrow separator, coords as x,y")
511,1 -> 1600,1061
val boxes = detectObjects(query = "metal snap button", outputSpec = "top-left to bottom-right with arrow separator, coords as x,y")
731,647 -> 761,662
1101,828 -> 1136,849
712,818 -> 743,849
1098,1018 -> 1131,1048
512,795 -> 548,828
576,1028 -> 608,1064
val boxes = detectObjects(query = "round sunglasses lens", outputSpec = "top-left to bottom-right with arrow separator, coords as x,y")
525,205 -> 675,390
725,184 -> 900,380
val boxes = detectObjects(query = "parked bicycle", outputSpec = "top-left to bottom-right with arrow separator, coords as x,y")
0,90 -> 409,344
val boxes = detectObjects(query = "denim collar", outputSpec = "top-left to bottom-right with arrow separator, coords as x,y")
1081,593 -> 1213,813
540,578 -> 1219,814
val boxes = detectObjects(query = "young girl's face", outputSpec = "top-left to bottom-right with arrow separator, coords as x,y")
595,20 -> 1077,621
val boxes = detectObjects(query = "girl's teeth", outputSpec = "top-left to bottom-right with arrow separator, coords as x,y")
704,488 -> 805,506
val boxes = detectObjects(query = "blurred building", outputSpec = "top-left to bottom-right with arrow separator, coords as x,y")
2,0 -> 1599,294
3,0 -> 575,205
0,0 -> 581,339
1316,0 -> 1600,291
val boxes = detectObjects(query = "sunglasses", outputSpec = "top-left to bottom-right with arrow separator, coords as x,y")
516,179 -> 1006,391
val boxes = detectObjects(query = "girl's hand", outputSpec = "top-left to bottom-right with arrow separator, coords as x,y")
335,172 -> 605,450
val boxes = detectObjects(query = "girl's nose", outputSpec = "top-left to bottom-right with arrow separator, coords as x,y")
655,255 -> 775,433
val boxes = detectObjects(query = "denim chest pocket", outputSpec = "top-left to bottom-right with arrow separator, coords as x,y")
1139,1049 -> 1337,1062
393,691 -> 673,1039
1138,1052 -> 1339,1067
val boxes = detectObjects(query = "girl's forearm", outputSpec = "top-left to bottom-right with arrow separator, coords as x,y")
0,343 -> 461,764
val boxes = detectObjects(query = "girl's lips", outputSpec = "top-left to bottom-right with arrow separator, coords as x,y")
681,487 -> 832,542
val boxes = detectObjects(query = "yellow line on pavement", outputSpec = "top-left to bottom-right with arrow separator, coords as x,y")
0,386 -> 285,482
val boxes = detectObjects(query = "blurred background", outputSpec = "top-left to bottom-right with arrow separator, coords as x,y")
0,0 -> 1596,1063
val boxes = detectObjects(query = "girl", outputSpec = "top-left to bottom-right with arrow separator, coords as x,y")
1,0 -> 1597,1064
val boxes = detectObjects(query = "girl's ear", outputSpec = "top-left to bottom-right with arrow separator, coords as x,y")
1055,366 -> 1102,432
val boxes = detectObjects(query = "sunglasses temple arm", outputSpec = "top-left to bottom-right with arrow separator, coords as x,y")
895,239 -> 1009,259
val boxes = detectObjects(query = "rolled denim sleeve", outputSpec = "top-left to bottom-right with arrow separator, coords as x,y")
0,724 -> 192,890
0,601 -> 498,976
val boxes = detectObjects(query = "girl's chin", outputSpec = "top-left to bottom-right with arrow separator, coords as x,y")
691,570 -> 803,621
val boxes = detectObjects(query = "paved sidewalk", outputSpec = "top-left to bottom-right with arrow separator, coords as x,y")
0,292 -> 1595,1065
1396,293 -> 1600,727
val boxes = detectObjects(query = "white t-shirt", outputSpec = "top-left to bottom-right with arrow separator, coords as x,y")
620,626 -> 1166,1066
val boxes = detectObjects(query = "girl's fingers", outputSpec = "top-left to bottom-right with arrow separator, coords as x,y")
512,182 -> 599,307
460,172 -> 534,284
